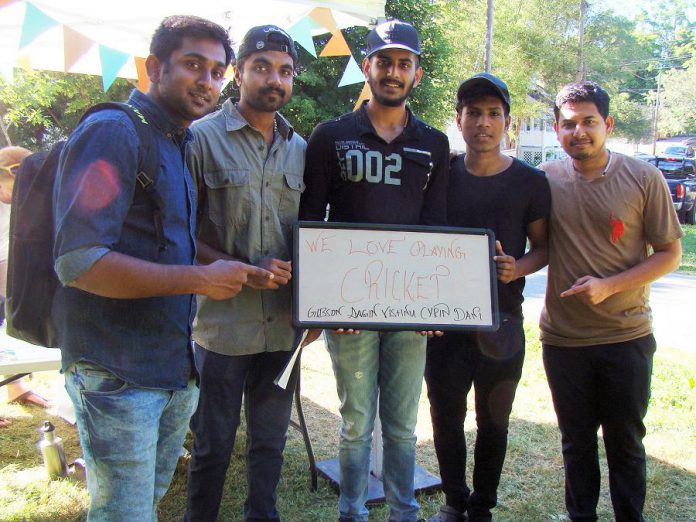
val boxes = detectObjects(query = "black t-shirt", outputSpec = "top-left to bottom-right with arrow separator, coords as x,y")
299,102 -> 449,226
448,155 -> 551,314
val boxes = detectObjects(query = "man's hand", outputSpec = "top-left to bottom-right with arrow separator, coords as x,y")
335,328 -> 362,335
560,275 -> 614,305
417,330 -> 444,337
493,241 -> 516,284
247,257 -> 292,290
301,329 -> 323,347
200,260 -> 273,300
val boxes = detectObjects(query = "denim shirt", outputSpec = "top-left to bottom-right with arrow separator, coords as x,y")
53,90 -> 197,390
188,99 -> 306,355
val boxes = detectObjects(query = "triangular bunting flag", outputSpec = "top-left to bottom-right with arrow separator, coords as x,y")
134,56 -> 149,93
287,16 -> 316,58
320,30 -> 351,57
353,82 -> 371,111
19,2 -> 60,49
0,0 -> 19,9
63,25 -> 94,72
220,64 -> 235,91
308,7 -> 337,33
99,45 -> 130,91
339,56 -> 365,87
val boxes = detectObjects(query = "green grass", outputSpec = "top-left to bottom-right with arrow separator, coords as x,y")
1,327 -> 695,521
680,224 -> 696,273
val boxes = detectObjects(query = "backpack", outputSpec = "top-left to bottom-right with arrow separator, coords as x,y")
5,102 -> 164,348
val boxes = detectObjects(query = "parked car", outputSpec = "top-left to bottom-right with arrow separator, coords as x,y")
652,143 -> 696,224
655,145 -> 695,177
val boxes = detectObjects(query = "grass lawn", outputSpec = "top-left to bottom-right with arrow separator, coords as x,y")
680,224 -> 696,273
1,326 -> 695,521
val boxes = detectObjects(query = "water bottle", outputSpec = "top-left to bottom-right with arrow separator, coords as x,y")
38,420 -> 68,479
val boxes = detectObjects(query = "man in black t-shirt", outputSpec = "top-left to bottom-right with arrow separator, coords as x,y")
425,74 -> 550,522
300,20 -> 449,522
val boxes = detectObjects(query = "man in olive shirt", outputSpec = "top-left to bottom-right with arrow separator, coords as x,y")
184,26 -> 306,521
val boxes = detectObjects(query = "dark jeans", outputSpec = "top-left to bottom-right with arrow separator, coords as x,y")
184,346 -> 297,522
542,334 -> 656,522
425,318 -> 525,522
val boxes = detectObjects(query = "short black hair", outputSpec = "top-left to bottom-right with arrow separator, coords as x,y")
553,81 -> 610,121
150,15 -> 234,66
456,84 -> 510,117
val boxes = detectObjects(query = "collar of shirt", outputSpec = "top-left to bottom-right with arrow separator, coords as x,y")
127,89 -> 193,145
354,100 -> 422,143
221,98 -> 295,140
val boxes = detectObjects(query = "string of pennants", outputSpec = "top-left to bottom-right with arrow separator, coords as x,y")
0,0 -> 372,109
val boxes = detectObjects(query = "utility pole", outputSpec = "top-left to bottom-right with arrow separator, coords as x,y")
576,0 -> 586,81
652,69 -> 662,156
485,0 -> 494,73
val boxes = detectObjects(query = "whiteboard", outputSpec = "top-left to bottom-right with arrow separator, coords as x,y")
293,222 -> 499,331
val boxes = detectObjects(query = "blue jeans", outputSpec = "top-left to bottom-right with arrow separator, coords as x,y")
65,362 -> 198,522
185,346 -> 298,522
326,330 -> 426,522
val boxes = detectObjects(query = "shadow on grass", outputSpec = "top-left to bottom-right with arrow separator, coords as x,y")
156,394 -> 696,522
1,348 -> 694,522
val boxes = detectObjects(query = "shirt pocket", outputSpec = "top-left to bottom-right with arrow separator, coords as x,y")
279,171 -> 305,225
403,148 -> 434,191
202,169 -> 251,228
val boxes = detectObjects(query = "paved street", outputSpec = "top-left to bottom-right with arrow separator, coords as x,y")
522,268 -> 696,353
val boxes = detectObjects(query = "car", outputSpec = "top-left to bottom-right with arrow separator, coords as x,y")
655,144 -> 696,177
651,143 -> 696,225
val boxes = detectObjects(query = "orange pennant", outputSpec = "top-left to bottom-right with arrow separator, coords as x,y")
63,25 -> 94,72
0,0 -> 18,8
353,82 -> 371,111
308,7 -> 337,33
134,56 -> 149,93
320,30 -> 351,57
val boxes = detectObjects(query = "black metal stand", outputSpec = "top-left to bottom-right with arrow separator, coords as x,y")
288,364 -> 319,491
315,457 -> 441,504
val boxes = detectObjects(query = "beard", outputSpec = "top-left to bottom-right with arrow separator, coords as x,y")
367,75 -> 416,107
245,85 -> 289,113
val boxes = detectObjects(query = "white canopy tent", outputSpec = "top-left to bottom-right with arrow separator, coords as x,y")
0,1 -> 385,83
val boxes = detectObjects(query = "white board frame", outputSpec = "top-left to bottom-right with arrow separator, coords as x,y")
293,222 -> 499,331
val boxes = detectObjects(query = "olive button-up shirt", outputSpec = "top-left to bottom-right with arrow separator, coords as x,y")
188,99 -> 306,356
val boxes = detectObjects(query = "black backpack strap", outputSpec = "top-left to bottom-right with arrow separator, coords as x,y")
80,102 -> 166,253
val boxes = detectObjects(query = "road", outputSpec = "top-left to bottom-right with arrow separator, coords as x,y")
522,268 -> 696,353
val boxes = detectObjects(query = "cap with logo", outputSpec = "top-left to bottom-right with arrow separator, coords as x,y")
457,72 -> 511,112
236,25 -> 298,64
366,20 -> 421,58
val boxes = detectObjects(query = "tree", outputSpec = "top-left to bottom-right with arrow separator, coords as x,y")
0,69 -> 131,149
282,0 -> 463,137
659,60 -> 696,135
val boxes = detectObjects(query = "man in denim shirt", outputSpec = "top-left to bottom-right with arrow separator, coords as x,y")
184,25 -> 311,521
53,16 -> 270,521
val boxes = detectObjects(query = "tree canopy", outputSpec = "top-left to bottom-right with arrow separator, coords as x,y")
1,0 -> 693,150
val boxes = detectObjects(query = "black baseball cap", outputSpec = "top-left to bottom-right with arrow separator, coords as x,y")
366,20 -> 421,58
236,25 -> 298,65
457,72 -> 511,112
